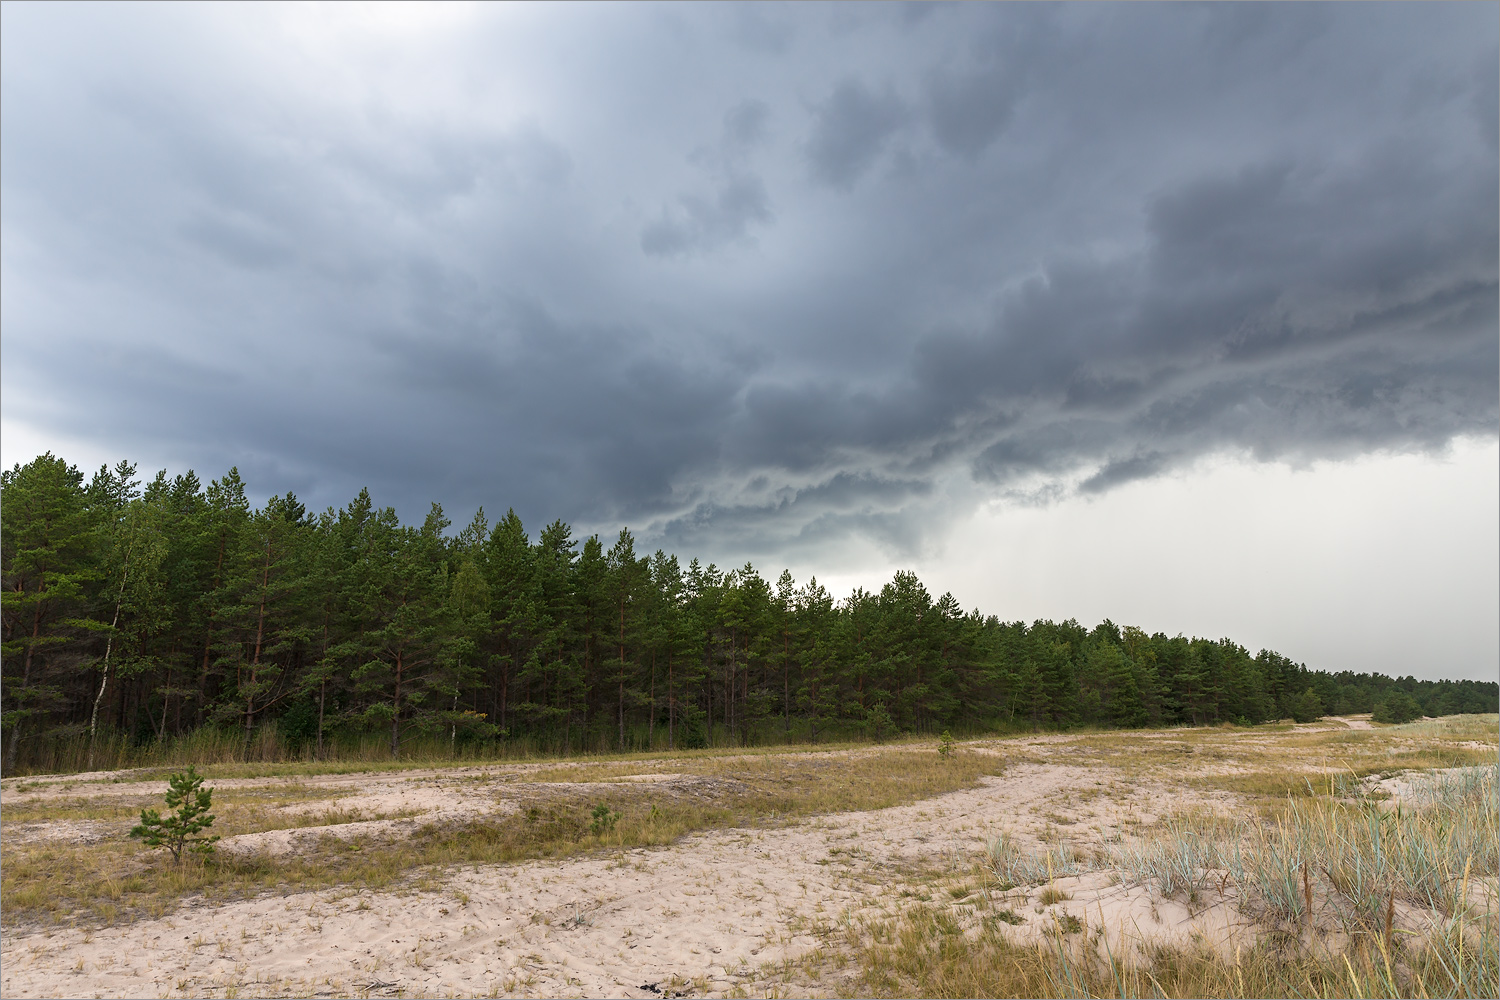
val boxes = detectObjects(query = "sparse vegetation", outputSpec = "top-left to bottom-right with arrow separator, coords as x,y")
853,718 -> 1499,998
1,745 -> 1006,928
3,713 -> 1494,999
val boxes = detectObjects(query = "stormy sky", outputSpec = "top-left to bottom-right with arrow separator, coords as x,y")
3,3 -> 1497,681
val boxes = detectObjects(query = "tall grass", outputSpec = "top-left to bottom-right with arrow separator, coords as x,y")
5,723 -> 646,775
989,831 -> 1100,887
997,765 -> 1499,926
1240,764 -> 1497,928
853,910 -> 1498,999
5,715 -> 1011,776
926,763 -> 1500,997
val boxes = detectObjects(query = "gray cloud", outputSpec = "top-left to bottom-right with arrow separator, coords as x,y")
805,78 -> 908,189
723,99 -> 771,148
641,173 -> 772,256
920,6 -> 1047,159
1,1 -> 1494,567
642,100 -> 774,256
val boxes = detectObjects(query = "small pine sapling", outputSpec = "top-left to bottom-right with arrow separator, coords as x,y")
589,803 -> 620,837
130,766 -> 220,862
938,730 -> 956,760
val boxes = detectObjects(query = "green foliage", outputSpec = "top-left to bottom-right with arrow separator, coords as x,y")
588,802 -> 619,837
1373,690 -> 1422,724
4,450 -> 1497,775
937,730 -> 956,760
675,710 -> 708,749
1290,687 -> 1324,724
278,699 -> 319,747
129,766 -> 219,862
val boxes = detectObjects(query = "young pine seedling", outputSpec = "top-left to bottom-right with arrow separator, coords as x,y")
589,803 -> 620,837
130,766 -> 220,863
938,730 -> 956,761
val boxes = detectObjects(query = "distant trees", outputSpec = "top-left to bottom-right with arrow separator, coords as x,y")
1372,691 -> 1422,725
3,451 -> 1496,770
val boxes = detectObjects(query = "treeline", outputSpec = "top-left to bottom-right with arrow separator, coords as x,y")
3,454 -> 1495,772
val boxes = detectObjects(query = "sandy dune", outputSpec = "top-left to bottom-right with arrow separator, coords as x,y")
1,757 -> 1246,999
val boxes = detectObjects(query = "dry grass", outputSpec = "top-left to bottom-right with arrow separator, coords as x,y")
0,745 -> 1004,929
5,714 -> 1495,998
850,716 -> 1500,999
848,908 -> 1497,1000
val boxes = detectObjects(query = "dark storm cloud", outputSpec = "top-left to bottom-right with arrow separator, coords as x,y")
2,2 -> 1495,562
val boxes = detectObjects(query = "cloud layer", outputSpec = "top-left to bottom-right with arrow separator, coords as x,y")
3,3 -> 1495,563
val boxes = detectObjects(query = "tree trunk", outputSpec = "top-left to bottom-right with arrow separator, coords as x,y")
195,531 -> 227,727
244,542 -> 271,758
5,603 -> 42,773
809,679 -> 819,744
784,632 -> 791,738
157,662 -> 172,742
316,618 -> 329,760
391,648 -> 404,759
89,546 -> 134,771
667,649 -> 674,750
317,676 -> 326,761
618,593 -> 626,751
725,629 -> 734,742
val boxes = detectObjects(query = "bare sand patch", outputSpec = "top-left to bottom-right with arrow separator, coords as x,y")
4,819 -> 118,846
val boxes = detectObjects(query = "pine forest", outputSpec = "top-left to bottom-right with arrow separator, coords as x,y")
4,453 -> 1494,774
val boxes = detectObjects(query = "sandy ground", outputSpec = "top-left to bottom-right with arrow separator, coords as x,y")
4,716 -> 1493,999
1,756 -> 1248,999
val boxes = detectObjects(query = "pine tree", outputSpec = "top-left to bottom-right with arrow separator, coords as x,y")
1,455 -> 96,771
218,492 -> 310,756
483,508 -> 536,739
130,766 -> 219,862
606,529 -> 647,750
531,520 -> 582,751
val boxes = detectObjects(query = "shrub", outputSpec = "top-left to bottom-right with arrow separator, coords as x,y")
866,703 -> 895,743
1373,691 -> 1422,724
1289,688 -> 1324,723
588,803 -> 619,837
675,709 -> 708,749
129,766 -> 220,863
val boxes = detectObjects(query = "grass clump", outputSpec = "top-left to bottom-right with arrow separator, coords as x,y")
852,915 -> 1497,999
988,832 -> 1095,887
